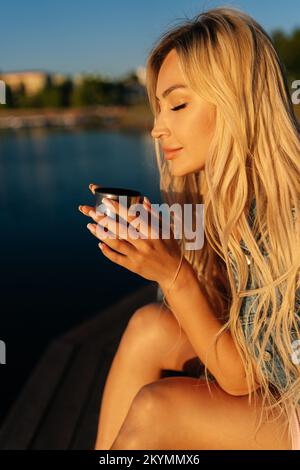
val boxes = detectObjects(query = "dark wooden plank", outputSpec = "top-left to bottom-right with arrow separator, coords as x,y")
66,284 -> 160,449
0,283 -> 160,450
69,341 -> 119,450
60,282 -> 159,346
29,283 -> 158,449
29,337 -> 111,449
0,340 -> 75,450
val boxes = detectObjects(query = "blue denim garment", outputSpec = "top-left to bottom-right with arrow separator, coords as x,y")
229,199 -> 300,397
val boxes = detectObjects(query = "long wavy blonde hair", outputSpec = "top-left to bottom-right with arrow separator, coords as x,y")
145,6 -> 300,443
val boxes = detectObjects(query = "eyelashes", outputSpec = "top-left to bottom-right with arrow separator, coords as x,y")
156,103 -> 187,114
171,103 -> 187,111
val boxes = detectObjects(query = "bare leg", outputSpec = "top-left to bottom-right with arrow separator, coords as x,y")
94,302 -> 200,450
109,376 -> 292,450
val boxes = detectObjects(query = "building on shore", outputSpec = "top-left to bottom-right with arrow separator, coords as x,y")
0,70 -> 49,96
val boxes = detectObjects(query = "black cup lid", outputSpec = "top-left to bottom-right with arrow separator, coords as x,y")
94,187 -> 141,197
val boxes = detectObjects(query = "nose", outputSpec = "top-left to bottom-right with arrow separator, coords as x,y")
150,117 -> 170,139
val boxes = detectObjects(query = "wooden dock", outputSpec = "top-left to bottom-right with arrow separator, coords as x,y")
0,282 -> 203,450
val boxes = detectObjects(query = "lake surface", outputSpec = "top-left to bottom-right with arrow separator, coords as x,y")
0,127 -> 162,423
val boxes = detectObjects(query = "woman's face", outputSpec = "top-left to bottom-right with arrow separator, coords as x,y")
151,48 -> 216,176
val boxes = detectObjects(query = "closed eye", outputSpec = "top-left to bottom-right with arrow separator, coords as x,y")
171,103 -> 187,111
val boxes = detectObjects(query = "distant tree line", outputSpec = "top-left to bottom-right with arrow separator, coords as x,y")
3,71 -> 146,109
1,27 -> 299,109
272,28 -> 300,83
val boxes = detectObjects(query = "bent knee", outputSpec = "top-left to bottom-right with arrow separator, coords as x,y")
126,302 -> 184,341
118,302 -> 193,371
129,302 -> 167,329
122,303 -> 167,345
123,381 -> 164,424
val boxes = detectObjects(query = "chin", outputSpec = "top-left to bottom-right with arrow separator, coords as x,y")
169,163 -> 203,177
169,168 -> 187,177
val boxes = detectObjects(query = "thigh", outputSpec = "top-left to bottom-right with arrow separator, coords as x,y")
125,302 -> 202,374
116,376 -> 292,450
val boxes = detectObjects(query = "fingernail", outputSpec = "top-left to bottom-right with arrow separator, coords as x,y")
87,223 -> 92,229
143,196 -> 150,205
78,205 -> 82,211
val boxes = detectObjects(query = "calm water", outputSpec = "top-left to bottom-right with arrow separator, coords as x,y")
0,127 -> 162,423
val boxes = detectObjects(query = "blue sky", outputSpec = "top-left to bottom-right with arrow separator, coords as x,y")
0,0 -> 299,78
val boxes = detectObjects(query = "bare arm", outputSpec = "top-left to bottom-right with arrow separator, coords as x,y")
159,259 -> 261,396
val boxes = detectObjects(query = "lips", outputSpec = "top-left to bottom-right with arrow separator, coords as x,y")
163,147 -> 183,160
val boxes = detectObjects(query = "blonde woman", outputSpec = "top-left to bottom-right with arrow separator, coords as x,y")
79,6 -> 300,449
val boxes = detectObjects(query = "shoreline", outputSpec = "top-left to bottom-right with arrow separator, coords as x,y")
0,104 -> 154,132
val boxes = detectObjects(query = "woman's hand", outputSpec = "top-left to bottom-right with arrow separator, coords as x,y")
78,183 -> 186,289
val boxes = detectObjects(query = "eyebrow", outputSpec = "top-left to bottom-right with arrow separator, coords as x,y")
155,84 -> 188,101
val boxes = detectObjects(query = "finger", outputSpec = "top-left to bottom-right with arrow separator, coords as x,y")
101,197 -> 164,242
89,183 -> 102,195
88,208 -> 110,224
95,211 -> 138,245
98,240 -> 128,269
79,204 -> 107,221
78,204 -> 96,216
102,197 -> 160,242
87,222 -> 135,257
101,197 -> 147,240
